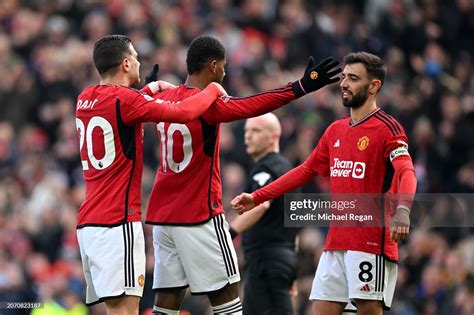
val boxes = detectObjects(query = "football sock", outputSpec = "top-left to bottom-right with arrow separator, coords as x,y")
212,297 -> 242,314
152,305 -> 179,314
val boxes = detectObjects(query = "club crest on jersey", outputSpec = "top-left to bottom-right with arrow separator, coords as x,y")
357,136 -> 369,151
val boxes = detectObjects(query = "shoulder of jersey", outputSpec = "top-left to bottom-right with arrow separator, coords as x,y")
93,84 -> 140,94
372,110 -> 405,136
325,117 -> 350,131
154,84 -> 198,98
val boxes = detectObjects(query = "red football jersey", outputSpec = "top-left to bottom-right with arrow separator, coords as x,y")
253,108 -> 411,261
76,84 -> 220,227
145,84 -> 296,224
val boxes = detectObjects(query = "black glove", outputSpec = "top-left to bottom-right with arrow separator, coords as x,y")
144,64 -> 159,85
292,56 -> 342,97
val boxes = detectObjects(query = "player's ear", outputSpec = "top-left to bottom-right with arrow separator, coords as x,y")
209,59 -> 217,74
122,58 -> 130,73
369,79 -> 382,94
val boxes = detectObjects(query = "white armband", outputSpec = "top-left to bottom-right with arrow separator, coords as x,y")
389,146 -> 410,162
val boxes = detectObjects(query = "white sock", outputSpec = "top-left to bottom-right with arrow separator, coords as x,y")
212,297 -> 242,315
152,305 -> 180,314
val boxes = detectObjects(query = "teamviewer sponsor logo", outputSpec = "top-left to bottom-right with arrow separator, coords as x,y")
330,158 -> 366,179
352,162 -> 366,178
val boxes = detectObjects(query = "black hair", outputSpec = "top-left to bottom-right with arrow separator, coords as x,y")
186,36 -> 225,75
343,52 -> 386,86
93,34 -> 132,76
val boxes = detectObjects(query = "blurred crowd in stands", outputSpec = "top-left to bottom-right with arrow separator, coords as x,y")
0,0 -> 473,314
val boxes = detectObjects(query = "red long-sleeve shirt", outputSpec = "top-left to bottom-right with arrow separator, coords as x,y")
76,84 -> 220,227
146,83 -> 297,224
252,109 -> 417,261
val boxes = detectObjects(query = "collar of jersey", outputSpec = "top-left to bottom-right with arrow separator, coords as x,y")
349,108 -> 380,127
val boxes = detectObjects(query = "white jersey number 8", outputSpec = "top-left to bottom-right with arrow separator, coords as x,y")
157,122 -> 193,173
76,117 -> 116,171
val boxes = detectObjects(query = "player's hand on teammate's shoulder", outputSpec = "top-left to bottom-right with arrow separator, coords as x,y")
145,80 -> 177,94
157,81 -> 177,91
390,206 -> 410,243
292,56 -> 342,97
209,82 -> 228,97
231,193 -> 255,214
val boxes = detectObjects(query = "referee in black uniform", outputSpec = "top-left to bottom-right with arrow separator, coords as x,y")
230,113 -> 299,315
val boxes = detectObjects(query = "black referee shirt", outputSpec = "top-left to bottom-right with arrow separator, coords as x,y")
242,152 -> 300,254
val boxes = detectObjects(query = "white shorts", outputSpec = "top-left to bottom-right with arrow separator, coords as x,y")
152,214 -> 240,294
310,250 -> 397,310
77,222 -> 146,305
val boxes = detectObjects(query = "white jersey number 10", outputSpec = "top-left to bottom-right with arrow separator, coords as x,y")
157,122 -> 193,173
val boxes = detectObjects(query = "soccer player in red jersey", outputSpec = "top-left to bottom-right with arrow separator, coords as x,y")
75,34 -> 226,315
232,52 -> 417,315
145,36 -> 341,314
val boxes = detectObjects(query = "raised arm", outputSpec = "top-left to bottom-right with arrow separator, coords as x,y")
202,56 -> 342,125
158,83 -> 226,122
202,84 -> 296,124
123,82 -> 225,125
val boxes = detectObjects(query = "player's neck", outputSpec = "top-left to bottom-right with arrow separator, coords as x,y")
350,102 -> 377,124
100,74 -> 131,87
185,74 -> 210,90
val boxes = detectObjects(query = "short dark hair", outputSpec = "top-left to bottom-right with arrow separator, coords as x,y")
93,34 -> 132,76
343,52 -> 386,85
186,36 -> 225,75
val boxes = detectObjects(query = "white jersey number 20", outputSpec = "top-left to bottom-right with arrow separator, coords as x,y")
76,117 -> 116,171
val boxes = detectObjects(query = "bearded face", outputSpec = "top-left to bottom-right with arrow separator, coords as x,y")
342,82 -> 370,108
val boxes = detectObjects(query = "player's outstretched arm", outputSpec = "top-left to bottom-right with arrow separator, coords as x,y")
141,80 -> 178,95
159,82 -> 226,122
202,56 -> 342,125
232,163 -> 316,214
390,156 -> 417,243
124,83 -> 226,125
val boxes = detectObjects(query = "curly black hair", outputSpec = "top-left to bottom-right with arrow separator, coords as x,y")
186,36 -> 225,75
